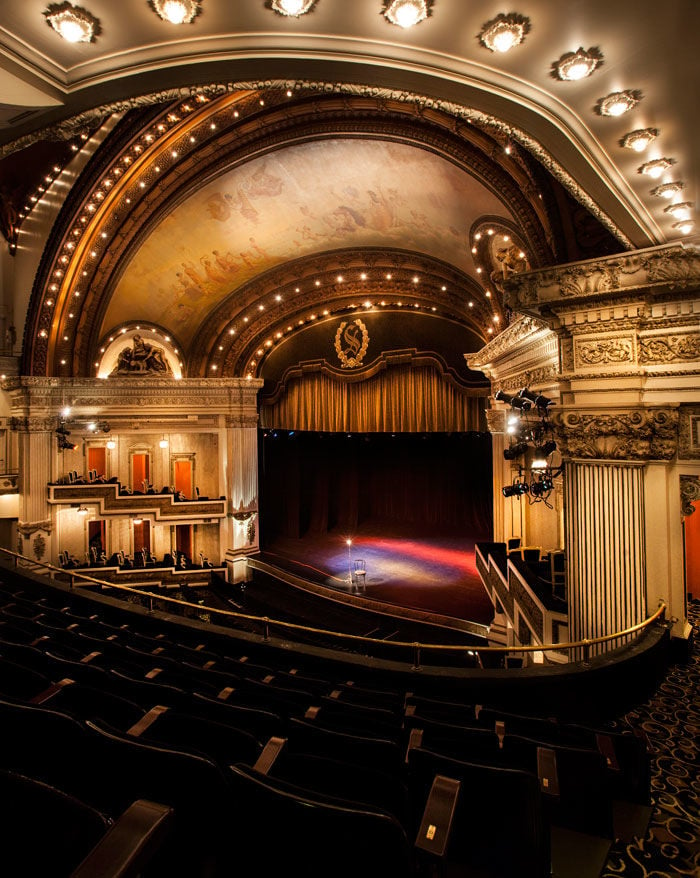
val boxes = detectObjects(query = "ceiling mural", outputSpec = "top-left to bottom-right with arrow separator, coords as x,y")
102,138 -> 514,348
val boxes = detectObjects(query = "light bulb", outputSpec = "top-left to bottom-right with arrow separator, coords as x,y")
383,0 -> 429,28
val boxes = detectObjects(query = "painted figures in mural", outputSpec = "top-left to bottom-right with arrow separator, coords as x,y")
111,334 -> 172,376
108,141 -> 508,347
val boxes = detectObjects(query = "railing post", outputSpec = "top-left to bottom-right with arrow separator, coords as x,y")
412,642 -> 421,670
69,574 -> 75,590
262,616 -> 270,642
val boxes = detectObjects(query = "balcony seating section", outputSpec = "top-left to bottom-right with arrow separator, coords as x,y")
0,570 -> 654,878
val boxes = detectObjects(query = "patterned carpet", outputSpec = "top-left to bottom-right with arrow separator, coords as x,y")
601,599 -> 700,877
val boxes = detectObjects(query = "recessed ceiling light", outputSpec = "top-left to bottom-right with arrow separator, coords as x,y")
595,90 -> 643,117
620,128 -> 659,152
651,181 -> 684,199
663,202 -> 693,220
148,0 -> 201,24
382,0 -> 432,28
638,158 -> 676,179
672,220 -> 695,235
43,2 -> 101,42
478,13 -> 531,53
552,47 -> 604,81
269,0 -> 317,15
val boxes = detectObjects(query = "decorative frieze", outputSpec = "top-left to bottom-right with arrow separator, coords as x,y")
638,333 -> 700,364
505,242 -> 700,312
553,408 -> 679,461
574,336 -> 635,368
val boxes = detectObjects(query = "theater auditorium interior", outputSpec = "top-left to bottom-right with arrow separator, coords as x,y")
0,2 -> 698,876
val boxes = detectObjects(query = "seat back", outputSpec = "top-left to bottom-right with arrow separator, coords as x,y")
228,762 -> 414,878
0,768 -> 111,876
406,746 -> 550,878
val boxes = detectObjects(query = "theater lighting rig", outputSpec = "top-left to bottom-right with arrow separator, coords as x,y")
495,387 -> 562,506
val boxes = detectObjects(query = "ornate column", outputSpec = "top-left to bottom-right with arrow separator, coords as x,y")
224,413 -> 260,582
502,240 -> 699,646
13,416 -> 55,563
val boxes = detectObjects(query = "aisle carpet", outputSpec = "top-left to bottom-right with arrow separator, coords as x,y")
601,600 -> 700,877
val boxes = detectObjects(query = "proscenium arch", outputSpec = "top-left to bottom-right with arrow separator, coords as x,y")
23,85 -> 623,378
192,248 -> 493,378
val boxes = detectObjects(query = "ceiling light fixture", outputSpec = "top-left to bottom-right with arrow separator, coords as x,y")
620,128 -> 659,152
595,90 -> 643,117
148,0 -> 201,24
552,47 -> 603,81
43,2 -> 101,42
269,0 -> 317,15
478,12 -> 531,53
651,181 -> 684,199
663,202 -> 694,220
638,157 -> 676,179
382,0 -> 432,28
672,220 -> 695,235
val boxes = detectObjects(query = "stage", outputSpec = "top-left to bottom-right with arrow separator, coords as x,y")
260,522 -> 495,628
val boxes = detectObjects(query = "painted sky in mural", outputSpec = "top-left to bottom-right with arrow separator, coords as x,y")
103,139 -> 513,348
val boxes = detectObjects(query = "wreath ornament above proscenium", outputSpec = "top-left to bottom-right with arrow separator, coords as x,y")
334,319 -> 369,368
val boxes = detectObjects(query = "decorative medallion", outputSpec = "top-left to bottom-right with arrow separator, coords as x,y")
334,319 -> 369,369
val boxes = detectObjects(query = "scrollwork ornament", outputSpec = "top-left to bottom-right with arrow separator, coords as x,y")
552,408 -> 678,460
639,334 -> 700,364
680,475 -> 700,516
576,338 -> 634,366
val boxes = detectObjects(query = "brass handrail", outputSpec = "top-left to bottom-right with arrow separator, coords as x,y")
0,548 -> 666,661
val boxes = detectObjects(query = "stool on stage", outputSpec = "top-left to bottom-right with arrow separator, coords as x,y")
353,559 -> 367,588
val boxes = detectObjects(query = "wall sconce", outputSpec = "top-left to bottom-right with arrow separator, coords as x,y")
77,505 -> 89,515
159,437 -> 169,448
106,439 -> 116,450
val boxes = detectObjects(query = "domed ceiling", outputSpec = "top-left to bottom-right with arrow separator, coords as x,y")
103,138 -> 513,347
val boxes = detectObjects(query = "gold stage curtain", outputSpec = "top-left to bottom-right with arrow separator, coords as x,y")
260,365 -> 487,433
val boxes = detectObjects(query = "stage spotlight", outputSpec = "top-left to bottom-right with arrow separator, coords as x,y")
56,421 -> 78,451
503,481 -> 529,498
503,441 -> 529,460
518,387 -> 553,411
534,439 -> 557,456
494,389 -> 532,410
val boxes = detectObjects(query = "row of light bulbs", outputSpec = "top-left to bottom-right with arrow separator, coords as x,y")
42,1 -> 439,38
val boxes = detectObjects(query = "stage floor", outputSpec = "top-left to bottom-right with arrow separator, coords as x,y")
260,522 -> 495,627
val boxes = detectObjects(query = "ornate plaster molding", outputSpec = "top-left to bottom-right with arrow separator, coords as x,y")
17,520 -> 53,537
639,333 -> 700,364
485,408 -> 507,434
505,241 -> 700,312
0,80 -> 631,248
466,315 -> 550,371
680,475 -> 700,516
552,407 -> 679,461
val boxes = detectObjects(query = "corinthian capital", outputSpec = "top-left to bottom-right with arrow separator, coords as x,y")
552,407 -> 679,461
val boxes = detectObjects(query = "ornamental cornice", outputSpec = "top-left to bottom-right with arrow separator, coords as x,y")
505,242 -> 700,313
552,407 -> 679,461
466,315 -> 550,370
225,414 -> 260,428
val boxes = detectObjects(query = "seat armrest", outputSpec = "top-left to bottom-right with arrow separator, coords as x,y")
70,799 -> 174,878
